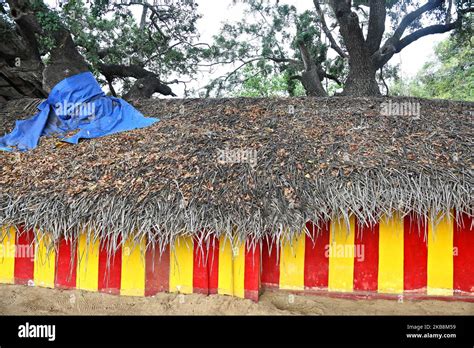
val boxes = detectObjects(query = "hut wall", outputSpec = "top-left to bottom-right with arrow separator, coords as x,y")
0,213 -> 472,302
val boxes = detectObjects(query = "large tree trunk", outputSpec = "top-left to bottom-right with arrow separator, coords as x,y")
42,29 -> 90,93
329,0 -> 381,96
327,0 -> 463,96
5,0 -> 87,94
2,0 -> 176,100
0,6 -> 46,100
342,52 -> 380,96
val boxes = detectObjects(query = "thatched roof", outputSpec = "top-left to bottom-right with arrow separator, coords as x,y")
0,97 -> 472,246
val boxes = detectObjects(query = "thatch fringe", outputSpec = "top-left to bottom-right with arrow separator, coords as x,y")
1,170 -> 471,255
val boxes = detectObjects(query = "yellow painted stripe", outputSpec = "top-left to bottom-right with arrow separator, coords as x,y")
218,236 -> 234,296
328,216 -> 355,292
0,226 -> 16,284
33,233 -> 56,288
378,214 -> 404,294
76,232 -> 100,291
427,214 -> 453,296
169,236 -> 194,294
121,236 -> 146,296
279,231 -> 305,290
233,242 -> 246,298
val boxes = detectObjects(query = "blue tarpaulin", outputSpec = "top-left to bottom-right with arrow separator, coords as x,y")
0,71 -> 159,152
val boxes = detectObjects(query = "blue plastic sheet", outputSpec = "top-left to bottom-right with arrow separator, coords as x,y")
0,72 -> 159,152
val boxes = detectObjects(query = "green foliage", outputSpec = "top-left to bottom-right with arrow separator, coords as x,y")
4,0 -> 469,98
232,64 -> 305,97
29,0 -> 63,52
7,0 -> 203,95
391,34 -> 473,101
205,0 -> 341,97
61,0 -> 202,80
209,0 -> 465,97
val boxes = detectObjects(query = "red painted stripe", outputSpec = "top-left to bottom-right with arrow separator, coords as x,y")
244,241 -> 260,301
454,213 -> 474,294
55,237 -> 77,289
353,219 -> 379,292
404,213 -> 427,292
208,235 -> 219,295
261,236 -> 279,287
98,236 -> 122,295
193,235 -> 209,294
14,227 -> 35,285
145,243 -> 170,296
304,220 -> 330,289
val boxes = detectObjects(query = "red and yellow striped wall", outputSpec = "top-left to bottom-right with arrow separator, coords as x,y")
262,213 -> 474,299
0,229 -> 260,301
0,212 -> 472,302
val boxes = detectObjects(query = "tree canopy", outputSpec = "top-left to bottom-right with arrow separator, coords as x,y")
0,0 -> 204,100
391,33 -> 473,101
206,0 -> 473,97
0,0 -> 472,100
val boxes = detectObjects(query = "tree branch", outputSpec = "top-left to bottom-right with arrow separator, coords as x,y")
297,40 -> 314,72
372,0 -> 468,69
373,16 -> 464,69
139,5 -> 148,30
394,21 -> 459,53
289,75 -> 302,81
366,0 -> 386,55
123,75 -> 176,100
313,0 -> 348,58
105,76 -> 117,97
379,68 -> 389,96
265,56 -> 302,67
98,63 -> 155,79
390,0 -> 444,44
320,70 -> 342,85
329,0 -> 367,59
98,63 -> 176,98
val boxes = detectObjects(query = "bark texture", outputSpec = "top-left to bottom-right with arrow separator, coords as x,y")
0,0 -> 175,100
324,0 -> 467,96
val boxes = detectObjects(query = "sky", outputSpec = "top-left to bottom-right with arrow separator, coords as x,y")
43,0 -> 449,97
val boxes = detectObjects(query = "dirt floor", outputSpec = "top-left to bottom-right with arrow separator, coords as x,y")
0,284 -> 473,315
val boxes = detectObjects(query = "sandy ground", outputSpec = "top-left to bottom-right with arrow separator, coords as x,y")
0,284 -> 473,315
